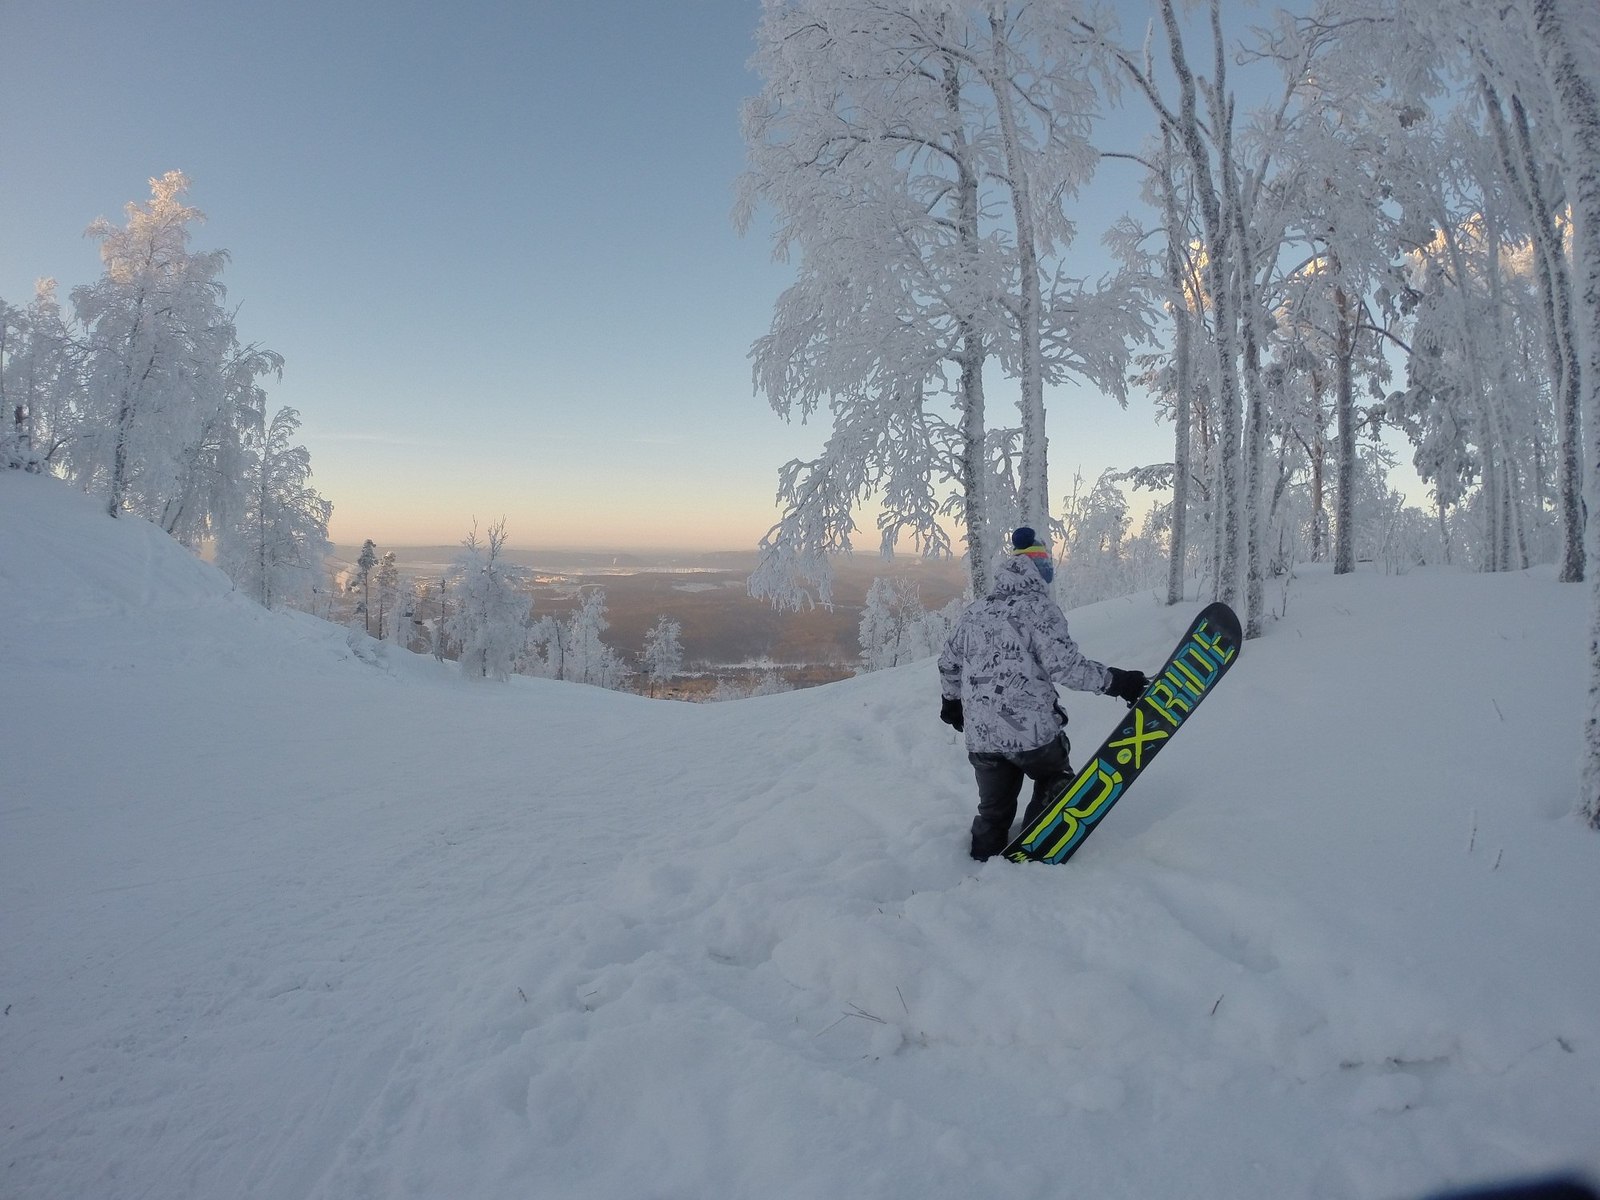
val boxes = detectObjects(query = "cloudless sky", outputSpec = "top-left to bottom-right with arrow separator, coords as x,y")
3,0 -> 1197,552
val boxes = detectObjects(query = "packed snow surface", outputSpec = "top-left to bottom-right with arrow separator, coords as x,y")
3,471 -> 1597,1200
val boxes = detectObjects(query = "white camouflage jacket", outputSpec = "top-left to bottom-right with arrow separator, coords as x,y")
938,554 -> 1112,755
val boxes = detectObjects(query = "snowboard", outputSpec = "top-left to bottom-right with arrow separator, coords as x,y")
1003,601 -> 1242,864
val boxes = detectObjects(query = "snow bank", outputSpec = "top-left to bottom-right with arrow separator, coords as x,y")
2,469 -> 1596,1200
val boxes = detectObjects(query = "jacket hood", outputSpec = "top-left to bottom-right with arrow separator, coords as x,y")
988,551 -> 1048,597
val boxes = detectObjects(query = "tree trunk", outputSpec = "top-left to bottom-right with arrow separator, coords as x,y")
107,286 -> 160,520
945,51 -> 991,598
1526,0 -> 1600,825
989,12 -> 1050,537
256,460 -> 270,608
1482,440 -> 1504,571
1484,205 -> 1531,570
108,396 -> 133,518
1162,145 -> 1193,607
958,335 -> 990,598
1310,373 -> 1327,562
1511,93 -> 1584,581
1244,375 -> 1267,631
1161,0 -> 1242,607
1334,287 -> 1357,575
1238,254 -> 1267,633
1433,213 -> 1500,569
1485,70 -> 1584,580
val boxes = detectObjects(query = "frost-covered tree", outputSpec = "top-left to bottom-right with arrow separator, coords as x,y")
857,577 -> 921,673
1056,470 -> 1134,609
564,588 -> 627,690
3,176 -> 324,570
1296,0 -> 1586,585
1405,0 -> 1588,583
748,665 -> 795,697
214,407 -> 332,610
158,337 -> 283,551
354,539 -> 378,634
739,0 -> 1139,607
1517,0 -> 1600,823
1077,0 -> 1253,612
446,519 -> 529,682
66,172 -> 282,532
375,552 -> 401,642
858,577 -> 961,671
427,578 -> 452,661
526,590 -> 627,690
1480,75 -> 1585,582
1255,24 -> 1412,590
1147,133 -> 1203,607
525,613 -> 566,680
640,616 -> 684,697
1,302 -> 36,470
738,0 -> 997,605
1,285 -> 76,472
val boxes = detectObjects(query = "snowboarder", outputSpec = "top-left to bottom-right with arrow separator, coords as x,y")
938,527 -> 1149,860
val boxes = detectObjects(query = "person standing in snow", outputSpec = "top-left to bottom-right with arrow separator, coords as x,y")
938,527 -> 1149,861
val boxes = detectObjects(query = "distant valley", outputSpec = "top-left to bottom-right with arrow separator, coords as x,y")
328,544 -> 971,688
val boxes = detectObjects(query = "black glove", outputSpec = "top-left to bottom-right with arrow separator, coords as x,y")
939,696 -> 964,732
1104,667 -> 1149,708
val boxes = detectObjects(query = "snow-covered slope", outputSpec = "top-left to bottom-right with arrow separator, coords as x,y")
2,470 -> 1596,1200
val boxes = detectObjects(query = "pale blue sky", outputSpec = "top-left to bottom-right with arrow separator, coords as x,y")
2,0 -> 1181,551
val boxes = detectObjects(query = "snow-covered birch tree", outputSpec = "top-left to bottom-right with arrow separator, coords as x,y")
641,616 -> 685,697
3,175 -> 326,574
564,588 -> 627,690
857,577 -> 921,673
1076,0 -> 1248,609
1305,0 -> 1578,578
447,519 -> 529,682
1253,0 -> 1595,820
67,172 -> 280,534
1156,137 -> 1200,606
738,0 -> 1135,608
1,285 -> 77,472
1481,75 -> 1585,582
375,551 -> 401,641
739,0 -> 1001,606
1519,0 -> 1600,824
215,406 -> 332,611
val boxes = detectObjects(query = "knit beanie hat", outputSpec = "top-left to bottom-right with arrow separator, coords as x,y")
1009,527 -> 1053,583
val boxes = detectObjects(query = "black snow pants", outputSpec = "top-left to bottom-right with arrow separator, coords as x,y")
967,734 -> 1075,861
